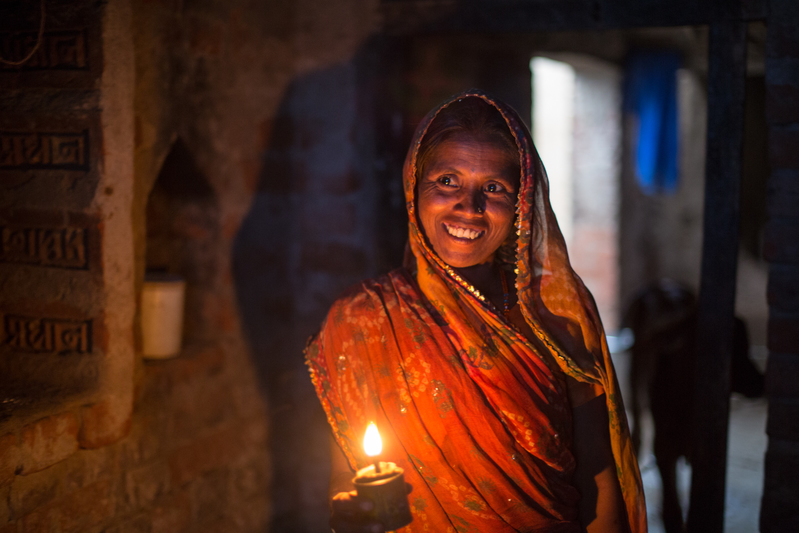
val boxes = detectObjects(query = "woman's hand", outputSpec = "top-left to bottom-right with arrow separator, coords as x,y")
330,491 -> 384,533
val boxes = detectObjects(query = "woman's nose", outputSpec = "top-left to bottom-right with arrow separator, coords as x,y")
455,188 -> 486,214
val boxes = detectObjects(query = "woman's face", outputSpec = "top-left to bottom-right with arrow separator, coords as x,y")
417,133 -> 518,269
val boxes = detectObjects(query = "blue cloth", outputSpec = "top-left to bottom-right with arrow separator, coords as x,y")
623,51 -> 680,194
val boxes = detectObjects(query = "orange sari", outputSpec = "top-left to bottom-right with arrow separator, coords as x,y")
306,91 -> 646,532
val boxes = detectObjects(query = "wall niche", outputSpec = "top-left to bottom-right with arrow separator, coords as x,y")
145,139 -> 220,348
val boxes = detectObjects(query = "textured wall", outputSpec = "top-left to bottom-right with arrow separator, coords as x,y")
1,0 -> 136,507
1,0 -> 381,531
569,57 -> 622,331
0,0 -> 274,530
761,0 -> 799,529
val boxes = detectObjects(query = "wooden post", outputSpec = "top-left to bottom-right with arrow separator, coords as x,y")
686,19 -> 747,533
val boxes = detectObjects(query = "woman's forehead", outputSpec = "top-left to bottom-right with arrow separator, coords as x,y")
425,134 -> 520,181
427,138 -> 514,166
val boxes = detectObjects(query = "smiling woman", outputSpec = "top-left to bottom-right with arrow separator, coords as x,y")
417,133 -> 518,269
306,91 -> 646,533
415,99 -> 522,315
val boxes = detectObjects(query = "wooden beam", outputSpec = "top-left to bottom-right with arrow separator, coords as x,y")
686,18 -> 747,533
381,0 -> 767,35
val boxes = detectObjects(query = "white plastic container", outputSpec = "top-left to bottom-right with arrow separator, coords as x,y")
141,274 -> 186,359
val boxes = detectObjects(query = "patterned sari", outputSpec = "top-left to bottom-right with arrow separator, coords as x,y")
306,91 -> 646,532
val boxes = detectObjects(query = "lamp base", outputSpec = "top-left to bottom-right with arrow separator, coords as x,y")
353,463 -> 413,531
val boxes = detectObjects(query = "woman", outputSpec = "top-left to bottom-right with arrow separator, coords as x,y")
306,91 -> 646,532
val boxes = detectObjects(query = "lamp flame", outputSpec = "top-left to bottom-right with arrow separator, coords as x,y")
363,422 -> 382,457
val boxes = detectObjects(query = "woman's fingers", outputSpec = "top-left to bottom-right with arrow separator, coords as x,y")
330,491 -> 384,533
331,491 -> 373,514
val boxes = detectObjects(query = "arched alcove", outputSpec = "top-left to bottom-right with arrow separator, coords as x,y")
145,138 -> 220,346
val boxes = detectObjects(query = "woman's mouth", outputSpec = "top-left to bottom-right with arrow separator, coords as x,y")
444,223 -> 484,241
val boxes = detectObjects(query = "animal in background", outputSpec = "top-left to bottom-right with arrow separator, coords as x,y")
622,279 -> 764,533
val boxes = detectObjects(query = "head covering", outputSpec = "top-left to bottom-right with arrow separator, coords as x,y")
404,89 -> 646,531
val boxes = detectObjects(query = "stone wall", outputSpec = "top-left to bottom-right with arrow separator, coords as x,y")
761,0 -> 799,529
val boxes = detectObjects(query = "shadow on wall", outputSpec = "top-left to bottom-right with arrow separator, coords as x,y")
231,35 -> 533,531
232,44 -> 391,531
233,82 -> 330,533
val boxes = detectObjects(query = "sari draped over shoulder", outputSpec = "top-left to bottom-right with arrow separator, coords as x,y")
306,90 -> 646,533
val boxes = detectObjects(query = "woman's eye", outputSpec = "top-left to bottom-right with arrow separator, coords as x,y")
438,176 -> 453,186
485,183 -> 503,193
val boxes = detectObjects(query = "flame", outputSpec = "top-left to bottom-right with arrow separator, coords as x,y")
363,422 -> 382,457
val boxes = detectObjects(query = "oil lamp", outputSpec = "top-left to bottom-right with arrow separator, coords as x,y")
353,422 -> 413,531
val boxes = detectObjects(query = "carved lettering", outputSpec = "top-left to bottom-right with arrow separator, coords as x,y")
1,226 -> 87,269
2,315 -> 90,354
22,133 -> 50,165
38,229 -> 63,263
0,134 -> 13,166
53,320 -> 90,353
0,31 -> 87,70
0,131 -> 88,170
1,228 -> 30,257
3,316 -> 23,348
51,135 -> 84,165
63,228 -> 85,264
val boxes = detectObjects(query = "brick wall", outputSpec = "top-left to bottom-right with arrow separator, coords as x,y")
569,59 -> 622,331
761,0 -> 799,529
1,0 -> 140,529
0,0 -> 274,530
2,0 -> 381,531
0,0 -> 135,456
1,345 -> 270,533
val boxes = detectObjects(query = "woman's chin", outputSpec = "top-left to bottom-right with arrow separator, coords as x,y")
437,252 -> 494,270
433,236 -> 498,269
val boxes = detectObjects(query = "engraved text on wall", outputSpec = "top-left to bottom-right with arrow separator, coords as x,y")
0,226 -> 88,269
0,31 -> 87,70
0,131 -> 88,170
3,315 -> 91,354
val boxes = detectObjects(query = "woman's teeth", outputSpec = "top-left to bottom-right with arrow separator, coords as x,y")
445,224 -> 481,240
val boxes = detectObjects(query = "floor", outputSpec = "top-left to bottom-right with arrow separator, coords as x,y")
611,351 -> 768,533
